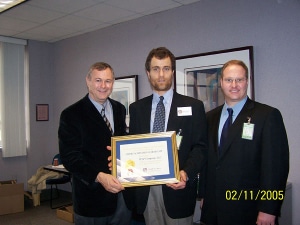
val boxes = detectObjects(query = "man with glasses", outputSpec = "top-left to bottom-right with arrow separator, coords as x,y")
128,47 -> 208,225
200,60 -> 289,225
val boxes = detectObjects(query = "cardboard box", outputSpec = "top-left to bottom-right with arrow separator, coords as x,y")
0,180 -> 24,215
56,205 -> 74,223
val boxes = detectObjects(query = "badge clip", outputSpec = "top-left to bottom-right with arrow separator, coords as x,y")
176,129 -> 183,150
177,129 -> 182,136
247,117 -> 251,124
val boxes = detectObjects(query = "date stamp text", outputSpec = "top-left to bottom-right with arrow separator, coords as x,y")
225,190 -> 284,201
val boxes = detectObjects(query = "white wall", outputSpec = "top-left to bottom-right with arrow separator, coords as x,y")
1,0 -> 299,223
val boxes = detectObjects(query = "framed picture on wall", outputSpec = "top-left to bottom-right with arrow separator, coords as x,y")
110,75 -> 138,126
36,104 -> 49,121
175,46 -> 254,112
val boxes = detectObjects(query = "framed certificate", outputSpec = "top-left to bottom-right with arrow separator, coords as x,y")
111,131 -> 180,187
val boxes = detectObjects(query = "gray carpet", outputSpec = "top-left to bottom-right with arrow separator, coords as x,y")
0,189 -> 200,225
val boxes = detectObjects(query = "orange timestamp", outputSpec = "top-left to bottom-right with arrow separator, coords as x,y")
225,190 -> 284,201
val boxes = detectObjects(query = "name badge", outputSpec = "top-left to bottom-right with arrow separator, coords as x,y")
177,107 -> 192,116
242,123 -> 254,140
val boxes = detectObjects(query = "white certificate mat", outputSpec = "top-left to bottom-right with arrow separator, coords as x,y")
111,131 -> 180,187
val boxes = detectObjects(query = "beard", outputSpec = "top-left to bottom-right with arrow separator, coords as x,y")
150,79 -> 172,92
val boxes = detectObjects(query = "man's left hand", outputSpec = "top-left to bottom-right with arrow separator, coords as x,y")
256,211 -> 276,225
166,170 -> 187,190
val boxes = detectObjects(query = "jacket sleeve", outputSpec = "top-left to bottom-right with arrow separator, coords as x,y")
257,108 -> 289,216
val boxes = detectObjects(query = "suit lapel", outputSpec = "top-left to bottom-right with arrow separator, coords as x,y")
167,93 -> 178,131
166,93 -> 185,131
140,95 -> 153,133
210,107 -> 222,157
83,96 -> 104,125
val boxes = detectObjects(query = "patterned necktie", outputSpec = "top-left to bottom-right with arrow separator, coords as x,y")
219,108 -> 233,154
152,96 -> 165,133
101,105 -> 113,135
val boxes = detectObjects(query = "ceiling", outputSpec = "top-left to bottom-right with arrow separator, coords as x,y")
0,0 -> 200,43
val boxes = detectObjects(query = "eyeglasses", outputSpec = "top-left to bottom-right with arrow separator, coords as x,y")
151,66 -> 172,73
223,78 -> 247,84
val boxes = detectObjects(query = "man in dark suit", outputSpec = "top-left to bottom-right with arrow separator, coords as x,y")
58,62 -> 131,225
129,47 -> 208,225
201,60 -> 289,225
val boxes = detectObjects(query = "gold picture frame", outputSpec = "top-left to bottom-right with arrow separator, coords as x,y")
111,131 -> 180,187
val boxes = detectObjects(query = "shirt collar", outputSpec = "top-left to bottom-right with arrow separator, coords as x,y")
152,89 -> 173,104
222,96 -> 248,116
88,94 -> 109,111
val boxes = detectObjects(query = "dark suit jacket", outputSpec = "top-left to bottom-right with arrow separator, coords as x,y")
128,91 -> 208,219
201,98 -> 289,225
58,94 -> 127,217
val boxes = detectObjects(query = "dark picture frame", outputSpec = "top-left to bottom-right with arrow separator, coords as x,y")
175,46 -> 254,112
36,104 -> 49,121
110,75 -> 138,126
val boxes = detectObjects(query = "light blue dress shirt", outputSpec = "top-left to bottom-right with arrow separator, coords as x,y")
218,96 -> 248,145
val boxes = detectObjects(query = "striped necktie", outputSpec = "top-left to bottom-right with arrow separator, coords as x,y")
101,105 -> 113,135
152,96 -> 165,133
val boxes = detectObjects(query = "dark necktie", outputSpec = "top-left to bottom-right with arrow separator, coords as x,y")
101,105 -> 113,135
152,96 -> 165,133
219,108 -> 233,154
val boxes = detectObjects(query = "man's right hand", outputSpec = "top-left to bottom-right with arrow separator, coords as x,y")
96,172 -> 124,193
